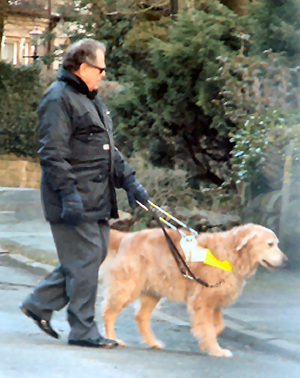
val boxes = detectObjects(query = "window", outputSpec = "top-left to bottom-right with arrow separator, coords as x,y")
1,41 -> 17,64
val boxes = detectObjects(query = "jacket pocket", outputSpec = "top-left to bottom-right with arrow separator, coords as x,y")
73,112 -> 105,142
77,176 -> 110,212
73,112 -> 103,128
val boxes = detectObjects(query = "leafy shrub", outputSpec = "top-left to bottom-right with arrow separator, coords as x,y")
0,62 -> 42,158
211,49 -> 300,194
230,111 -> 300,194
212,48 -> 300,252
245,0 -> 300,63
116,155 -> 239,232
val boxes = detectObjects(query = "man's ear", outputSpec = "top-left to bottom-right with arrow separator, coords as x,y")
76,63 -> 88,79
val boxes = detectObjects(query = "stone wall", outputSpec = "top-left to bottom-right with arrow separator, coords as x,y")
0,155 -> 40,189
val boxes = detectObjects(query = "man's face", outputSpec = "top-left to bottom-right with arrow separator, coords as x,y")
77,49 -> 106,91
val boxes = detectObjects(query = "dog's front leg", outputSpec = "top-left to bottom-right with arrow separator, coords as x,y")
188,303 -> 232,358
214,308 -> 225,337
135,295 -> 164,349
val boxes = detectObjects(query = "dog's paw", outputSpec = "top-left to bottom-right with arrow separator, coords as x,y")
145,339 -> 165,349
116,339 -> 127,347
209,348 -> 233,358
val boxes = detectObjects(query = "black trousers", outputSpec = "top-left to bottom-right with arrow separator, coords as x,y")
22,221 -> 110,341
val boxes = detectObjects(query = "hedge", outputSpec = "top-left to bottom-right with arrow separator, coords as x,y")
0,61 -> 42,158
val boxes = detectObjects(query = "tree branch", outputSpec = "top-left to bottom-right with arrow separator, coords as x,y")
183,133 -> 224,186
106,1 -> 170,17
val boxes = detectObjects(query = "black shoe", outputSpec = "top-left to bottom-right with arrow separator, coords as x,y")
19,303 -> 59,339
68,336 -> 118,349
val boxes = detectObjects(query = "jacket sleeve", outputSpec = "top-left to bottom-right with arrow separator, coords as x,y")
38,94 -> 77,192
94,96 -> 135,188
113,147 -> 135,189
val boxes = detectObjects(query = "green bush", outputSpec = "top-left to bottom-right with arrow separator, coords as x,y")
110,3 -> 243,188
230,111 -> 300,192
206,41 -> 300,253
0,62 -> 42,158
245,0 -> 300,63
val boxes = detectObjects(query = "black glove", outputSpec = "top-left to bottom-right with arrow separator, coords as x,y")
126,190 -> 138,209
60,188 -> 85,225
123,175 -> 149,209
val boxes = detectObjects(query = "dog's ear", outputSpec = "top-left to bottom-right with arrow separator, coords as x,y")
236,231 -> 257,252
235,231 -> 257,276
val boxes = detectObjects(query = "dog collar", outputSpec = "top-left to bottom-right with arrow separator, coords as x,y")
180,237 -> 232,272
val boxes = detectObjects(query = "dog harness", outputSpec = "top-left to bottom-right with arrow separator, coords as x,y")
180,236 -> 233,272
138,200 -> 227,287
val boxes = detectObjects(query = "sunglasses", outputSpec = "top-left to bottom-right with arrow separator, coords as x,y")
86,63 -> 106,74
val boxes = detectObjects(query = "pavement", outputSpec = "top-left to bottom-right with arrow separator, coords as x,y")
1,187 -> 300,365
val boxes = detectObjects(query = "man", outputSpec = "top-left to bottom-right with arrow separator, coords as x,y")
19,38 -> 149,348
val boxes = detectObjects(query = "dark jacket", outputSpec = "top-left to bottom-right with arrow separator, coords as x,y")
38,67 -> 134,223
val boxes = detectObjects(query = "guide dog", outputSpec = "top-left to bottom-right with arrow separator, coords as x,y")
102,224 -> 287,357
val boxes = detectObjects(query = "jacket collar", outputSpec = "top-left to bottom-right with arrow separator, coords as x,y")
57,67 -> 98,100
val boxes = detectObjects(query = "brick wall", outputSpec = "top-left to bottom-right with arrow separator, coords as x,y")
0,155 -> 40,188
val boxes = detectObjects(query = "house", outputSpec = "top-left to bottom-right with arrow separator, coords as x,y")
1,0 -> 67,69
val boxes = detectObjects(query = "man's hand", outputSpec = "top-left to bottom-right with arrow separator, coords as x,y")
123,175 -> 149,209
126,190 -> 138,209
60,189 -> 85,225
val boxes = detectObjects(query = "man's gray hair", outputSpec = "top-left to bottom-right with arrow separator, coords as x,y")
62,38 -> 106,72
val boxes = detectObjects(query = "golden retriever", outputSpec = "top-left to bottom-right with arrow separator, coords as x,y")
102,223 -> 287,357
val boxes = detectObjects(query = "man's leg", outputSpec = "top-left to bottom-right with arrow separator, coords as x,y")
21,263 -> 69,322
20,239 -> 70,339
50,221 -> 109,341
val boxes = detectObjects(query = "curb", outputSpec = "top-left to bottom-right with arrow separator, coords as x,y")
2,253 -> 54,277
153,308 -> 300,357
1,252 -> 106,282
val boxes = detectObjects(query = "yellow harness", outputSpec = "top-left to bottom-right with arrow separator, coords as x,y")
203,249 -> 232,272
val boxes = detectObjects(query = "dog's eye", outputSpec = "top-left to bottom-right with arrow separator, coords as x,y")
268,242 -> 274,247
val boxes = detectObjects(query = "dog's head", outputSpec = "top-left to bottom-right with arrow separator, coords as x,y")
233,224 -> 288,277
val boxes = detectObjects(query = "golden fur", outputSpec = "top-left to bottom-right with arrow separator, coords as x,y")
102,224 -> 287,357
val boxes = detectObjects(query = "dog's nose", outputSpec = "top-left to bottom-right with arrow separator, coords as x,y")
281,254 -> 289,268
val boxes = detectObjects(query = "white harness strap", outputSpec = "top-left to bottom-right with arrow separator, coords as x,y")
180,236 -> 208,263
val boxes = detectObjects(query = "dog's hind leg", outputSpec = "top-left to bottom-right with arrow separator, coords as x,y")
135,295 -> 164,349
214,309 -> 225,337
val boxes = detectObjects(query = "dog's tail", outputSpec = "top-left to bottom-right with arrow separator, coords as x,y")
107,228 -> 128,258
100,229 -> 128,280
